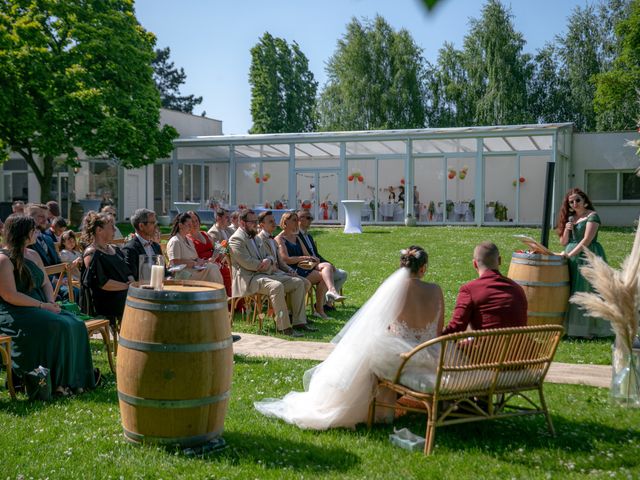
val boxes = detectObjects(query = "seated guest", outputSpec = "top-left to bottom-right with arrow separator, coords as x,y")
229,210 -> 240,232
186,211 -> 214,260
81,211 -> 134,319
26,203 -> 61,267
207,208 -> 233,298
0,217 -> 4,246
207,208 -> 234,243
0,214 -> 97,395
42,216 -> 67,245
229,209 -> 310,336
258,210 -> 310,291
100,205 -> 123,240
46,200 -> 60,221
166,213 -> 223,284
11,200 -> 25,214
276,212 -> 343,319
297,209 -> 348,309
59,230 -> 83,281
121,208 -> 163,281
441,242 -> 527,335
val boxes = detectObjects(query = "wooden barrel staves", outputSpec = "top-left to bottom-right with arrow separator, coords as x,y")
116,280 -> 231,448
507,252 -> 570,327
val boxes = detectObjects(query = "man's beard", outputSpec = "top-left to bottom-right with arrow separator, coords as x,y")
246,228 -> 257,239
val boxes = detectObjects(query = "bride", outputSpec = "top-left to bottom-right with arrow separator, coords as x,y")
254,245 -> 444,430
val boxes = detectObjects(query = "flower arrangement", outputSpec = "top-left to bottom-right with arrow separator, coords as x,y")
447,168 -> 456,180
214,239 -> 229,257
274,200 -> 284,210
348,171 -> 364,183
301,200 -> 312,210
264,202 -> 272,209
512,177 -> 526,187
238,204 -> 247,210
458,166 -> 469,180
400,178 -> 405,185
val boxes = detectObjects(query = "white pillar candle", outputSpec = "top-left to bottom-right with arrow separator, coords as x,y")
150,265 -> 164,290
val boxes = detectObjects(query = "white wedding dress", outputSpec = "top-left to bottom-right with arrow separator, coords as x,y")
254,269 -> 441,430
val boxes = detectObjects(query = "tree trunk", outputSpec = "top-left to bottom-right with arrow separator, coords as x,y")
19,149 -> 54,204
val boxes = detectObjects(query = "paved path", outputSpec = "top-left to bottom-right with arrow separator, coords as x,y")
232,333 -> 612,389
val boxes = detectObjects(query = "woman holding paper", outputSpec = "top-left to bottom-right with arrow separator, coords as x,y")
556,187 -> 610,337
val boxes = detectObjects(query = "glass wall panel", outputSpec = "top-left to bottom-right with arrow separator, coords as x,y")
153,163 -> 172,215
262,161 -> 289,208
484,156 -> 516,223
235,162 -> 260,208
296,171 -> 315,213
446,157 -> 475,222
377,159 -> 404,222
346,159 -> 376,221
88,160 -> 118,209
318,171 -> 339,222
206,163 -> 229,207
518,155 -> 548,224
415,157 -> 444,222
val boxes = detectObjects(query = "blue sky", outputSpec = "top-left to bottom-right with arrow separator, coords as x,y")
135,0 -> 589,134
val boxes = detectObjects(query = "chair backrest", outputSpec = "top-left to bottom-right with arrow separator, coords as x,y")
44,262 -> 74,302
397,325 -> 563,398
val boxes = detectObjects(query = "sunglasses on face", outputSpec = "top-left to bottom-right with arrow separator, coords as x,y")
301,216 -> 313,220
568,198 -> 583,205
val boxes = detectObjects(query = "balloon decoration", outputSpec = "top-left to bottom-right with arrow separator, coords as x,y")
348,170 -> 364,183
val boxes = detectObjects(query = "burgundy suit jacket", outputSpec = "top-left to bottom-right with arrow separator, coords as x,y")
442,269 -> 527,335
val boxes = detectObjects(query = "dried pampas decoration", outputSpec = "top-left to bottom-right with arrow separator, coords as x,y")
570,220 -> 639,353
570,218 -> 640,404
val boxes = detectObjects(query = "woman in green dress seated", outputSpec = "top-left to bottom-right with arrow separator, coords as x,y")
0,214 -> 97,395
556,187 -> 611,338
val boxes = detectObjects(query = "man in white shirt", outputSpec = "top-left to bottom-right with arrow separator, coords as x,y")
208,208 -> 234,243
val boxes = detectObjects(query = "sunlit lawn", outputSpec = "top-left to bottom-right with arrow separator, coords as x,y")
1,225 -> 635,478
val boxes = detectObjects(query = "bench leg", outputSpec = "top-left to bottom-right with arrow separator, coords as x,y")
424,400 -> 437,455
0,342 -> 16,400
539,386 -> 555,436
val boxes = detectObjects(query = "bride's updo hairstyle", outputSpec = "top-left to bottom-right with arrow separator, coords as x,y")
400,245 -> 428,274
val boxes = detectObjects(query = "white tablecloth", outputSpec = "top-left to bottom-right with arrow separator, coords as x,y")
341,200 -> 364,234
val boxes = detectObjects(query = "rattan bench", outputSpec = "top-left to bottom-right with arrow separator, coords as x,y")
0,335 -> 16,399
368,325 -> 564,455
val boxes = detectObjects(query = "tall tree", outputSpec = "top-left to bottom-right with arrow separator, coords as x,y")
594,0 -> 640,131
462,0 -> 533,126
249,33 -> 317,134
0,0 -> 178,202
529,44 -> 573,124
557,4 -> 606,131
318,16 -> 426,131
152,47 -> 203,114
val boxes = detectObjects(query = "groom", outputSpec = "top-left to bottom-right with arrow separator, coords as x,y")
229,209 -> 310,336
442,242 -> 527,335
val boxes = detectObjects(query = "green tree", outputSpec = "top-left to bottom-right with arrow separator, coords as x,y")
462,0 -> 533,126
249,33 -> 317,134
152,47 -> 203,114
0,0 -> 177,202
594,0 -> 640,131
529,44 -> 573,124
318,16 -> 426,131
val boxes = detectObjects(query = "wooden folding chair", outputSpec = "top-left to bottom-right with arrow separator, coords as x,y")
0,335 -> 16,400
45,263 -> 116,374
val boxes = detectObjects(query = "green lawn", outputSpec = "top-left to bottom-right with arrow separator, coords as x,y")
1,224 -> 634,478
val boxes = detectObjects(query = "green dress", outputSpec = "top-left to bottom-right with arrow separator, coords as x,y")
564,213 -> 612,337
0,255 -> 95,389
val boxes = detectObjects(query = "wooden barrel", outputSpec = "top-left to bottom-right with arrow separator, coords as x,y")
116,280 -> 231,448
507,252 -> 569,326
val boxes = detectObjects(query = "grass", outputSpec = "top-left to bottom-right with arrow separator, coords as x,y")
1,350 -> 639,479
4,223 -> 630,478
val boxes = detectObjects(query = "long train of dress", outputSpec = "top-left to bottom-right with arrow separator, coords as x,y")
254,269 -> 439,430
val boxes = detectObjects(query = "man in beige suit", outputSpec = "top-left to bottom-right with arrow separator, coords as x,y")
229,209 -> 310,336
208,208 -> 235,243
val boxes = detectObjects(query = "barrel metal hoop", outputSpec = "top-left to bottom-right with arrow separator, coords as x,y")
118,336 -> 233,353
515,280 -> 570,287
122,427 -> 223,446
512,253 -> 565,261
528,311 -> 566,317
118,390 -> 230,409
510,259 -> 567,267
129,286 -> 226,302
125,299 -> 226,312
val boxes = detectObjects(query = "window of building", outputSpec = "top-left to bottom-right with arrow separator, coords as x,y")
586,170 -> 640,202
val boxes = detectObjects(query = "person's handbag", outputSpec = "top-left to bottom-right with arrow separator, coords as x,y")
297,239 -> 318,270
25,366 -> 52,401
